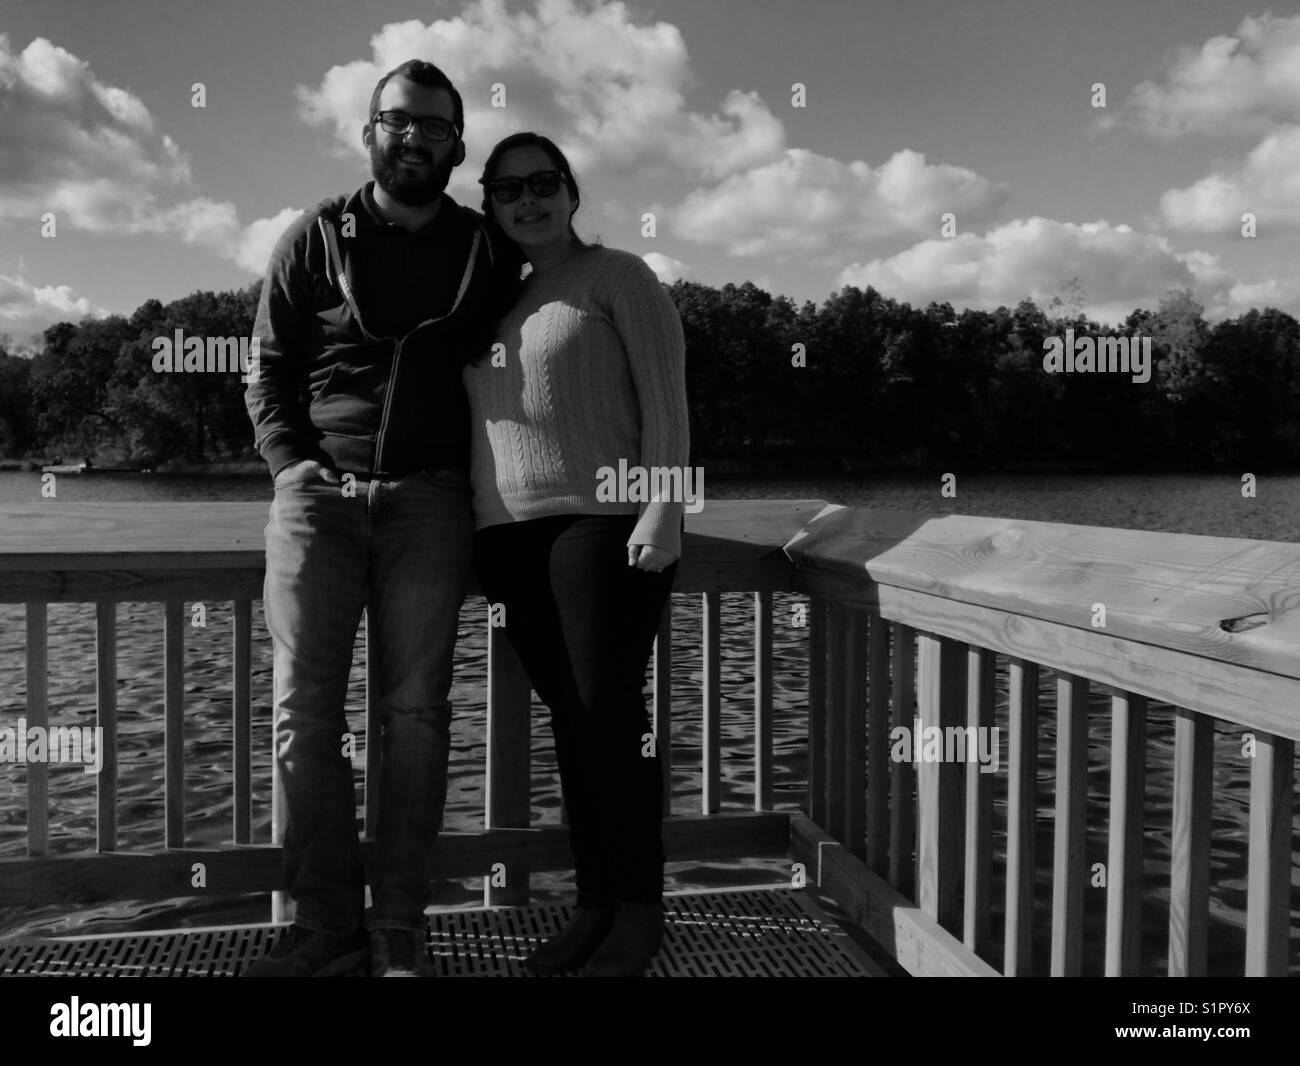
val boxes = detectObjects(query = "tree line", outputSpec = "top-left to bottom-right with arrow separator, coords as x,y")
1,279 -> 1296,472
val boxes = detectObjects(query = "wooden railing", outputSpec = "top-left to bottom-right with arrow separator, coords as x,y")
0,499 -> 1295,976
0,500 -> 811,920
786,504 -> 1297,977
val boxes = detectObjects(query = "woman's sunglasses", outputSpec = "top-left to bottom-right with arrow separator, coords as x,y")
481,170 -> 565,204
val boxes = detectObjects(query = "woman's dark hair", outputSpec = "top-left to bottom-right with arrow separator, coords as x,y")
479,131 -> 581,221
478,132 -> 595,284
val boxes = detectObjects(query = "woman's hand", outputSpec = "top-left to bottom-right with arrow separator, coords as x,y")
628,544 -> 677,572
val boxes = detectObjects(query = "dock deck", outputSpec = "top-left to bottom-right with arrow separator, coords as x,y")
0,885 -> 886,978
1,498 -> 1296,978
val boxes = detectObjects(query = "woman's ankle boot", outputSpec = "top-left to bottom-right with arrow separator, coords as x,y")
525,907 -> 615,976
580,902 -> 664,977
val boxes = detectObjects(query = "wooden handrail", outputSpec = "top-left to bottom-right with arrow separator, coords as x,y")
0,499 -> 1294,978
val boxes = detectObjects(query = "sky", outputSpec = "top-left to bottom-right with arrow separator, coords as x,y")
2,0 -> 1299,347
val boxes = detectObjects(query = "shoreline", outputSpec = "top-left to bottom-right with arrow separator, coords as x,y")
4,460 -> 1300,478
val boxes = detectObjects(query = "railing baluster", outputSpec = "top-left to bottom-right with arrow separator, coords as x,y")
888,623 -> 916,897
753,591 -> 772,812
1004,658 -> 1039,976
271,676 -> 289,922
916,633 -> 965,932
963,646 -> 995,956
653,599 -> 673,816
866,611 -> 890,875
232,600 -> 252,845
1168,708 -> 1212,976
96,601 -> 118,852
363,610 -> 380,838
1244,729 -> 1292,976
163,600 -> 184,848
1105,691 -> 1146,976
807,596 -> 828,828
702,592 -> 721,815
1051,673 -> 1089,976
842,609 -> 867,858
486,602 -> 532,906
825,604 -> 848,842
25,603 -> 49,857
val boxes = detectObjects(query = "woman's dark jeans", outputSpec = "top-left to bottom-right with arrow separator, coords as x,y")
475,513 -> 676,908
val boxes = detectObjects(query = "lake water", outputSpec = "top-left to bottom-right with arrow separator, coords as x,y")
0,470 -> 1296,975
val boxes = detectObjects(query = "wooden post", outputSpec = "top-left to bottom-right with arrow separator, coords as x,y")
95,601 -> 118,853
163,600 -> 185,849
866,612 -> 890,875
270,610 -> 290,924
1004,658 -> 1038,976
1105,691 -> 1146,976
363,611 -> 380,838
232,599 -> 252,845
486,605 -> 532,906
825,604 -> 848,843
888,623 -> 916,897
963,646 -> 995,957
915,633 -> 965,933
842,609 -> 868,858
1244,730 -> 1292,976
653,600 -> 673,816
702,592 -> 722,815
753,592 -> 773,812
807,597 -> 828,828
25,603 -> 49,858
1168,708 -> 1212,976
1050,673 -> 1088,976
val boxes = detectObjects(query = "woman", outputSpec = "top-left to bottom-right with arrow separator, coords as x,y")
464,132 -> 690,977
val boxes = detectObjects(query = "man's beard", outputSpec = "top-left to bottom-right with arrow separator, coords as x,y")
369,142 -> 455,206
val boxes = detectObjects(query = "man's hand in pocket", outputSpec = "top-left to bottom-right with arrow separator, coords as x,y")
274,459 -> 343,488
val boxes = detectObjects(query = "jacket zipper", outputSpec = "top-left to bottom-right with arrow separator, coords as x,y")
322,211 -> 486,470
368,226 -> 483,473
373,335 -> 403,472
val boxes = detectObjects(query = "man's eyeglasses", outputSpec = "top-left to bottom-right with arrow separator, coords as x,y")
481,170 -> 565,204
373,110 -> 459,142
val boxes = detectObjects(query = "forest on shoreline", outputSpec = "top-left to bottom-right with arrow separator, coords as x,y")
1,279 -> 1296,474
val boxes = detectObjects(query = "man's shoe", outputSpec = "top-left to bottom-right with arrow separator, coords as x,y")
370,925 -> 434,977
524,907 -> 614,976
580,902 -> 664,978
242,924 -> 369,977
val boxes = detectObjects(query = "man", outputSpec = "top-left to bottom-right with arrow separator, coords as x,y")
243,59 -> 515,977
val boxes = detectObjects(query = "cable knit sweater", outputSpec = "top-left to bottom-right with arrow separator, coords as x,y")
463,245 -> 691,558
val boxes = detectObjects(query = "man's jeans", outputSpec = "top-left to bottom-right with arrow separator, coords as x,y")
263,469 -> 473,935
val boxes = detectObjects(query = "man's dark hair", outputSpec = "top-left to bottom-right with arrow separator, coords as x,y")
369,59 -> 464,134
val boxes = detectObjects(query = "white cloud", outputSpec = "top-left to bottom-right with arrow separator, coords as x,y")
231,208 -> 304,274
1218,275 -> 1300,320
0,35 -> 293,272
295,0 -> 786,192
1159,125 -> 1300,233
0,273 -> 108,341
1108,13 -> 1300,138
669,148 -> 1007,258
641,252 -> 694,283
837,217 -> 1246,325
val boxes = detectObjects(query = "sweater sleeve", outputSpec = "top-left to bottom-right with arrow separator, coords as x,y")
245,211 -> 315,479
606,255 -> 692,559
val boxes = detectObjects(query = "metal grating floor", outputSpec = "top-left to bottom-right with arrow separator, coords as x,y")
0,887 -> 883,977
